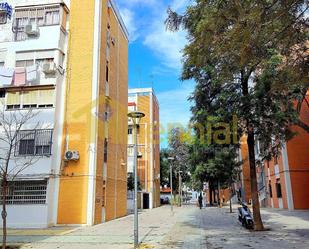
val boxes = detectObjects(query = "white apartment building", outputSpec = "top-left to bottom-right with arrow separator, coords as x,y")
0,0 -> 70,228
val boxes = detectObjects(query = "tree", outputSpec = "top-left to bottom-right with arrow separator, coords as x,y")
166,0 -> 308,230
127,173 -> 141,191
160,148 -> 171,187
0,106 -> 40,249
188,70 -> 242,207
168,127 -> 191,194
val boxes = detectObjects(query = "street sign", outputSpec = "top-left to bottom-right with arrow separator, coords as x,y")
0,2 -> 13,19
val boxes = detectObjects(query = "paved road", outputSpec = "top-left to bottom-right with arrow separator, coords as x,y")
6,205 -> 309,249
161,205 -> 309,249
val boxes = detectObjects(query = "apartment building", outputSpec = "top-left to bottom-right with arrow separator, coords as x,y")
0,0 -> 128,228
239,92 -> 309,210
127,88 -> 160,210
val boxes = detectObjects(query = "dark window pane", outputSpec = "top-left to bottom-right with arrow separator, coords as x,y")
276,182 -> 282,198
19,139 -> 35,155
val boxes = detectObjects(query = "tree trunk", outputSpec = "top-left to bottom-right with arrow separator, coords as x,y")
209,186 -> 213,206
2,179 -> 7,249
247,130 -> 264,231
229,185 -> 233,213
218,180 -> 221,208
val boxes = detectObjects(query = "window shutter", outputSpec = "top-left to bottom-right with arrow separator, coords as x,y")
37,89 -> 54,105
23,91 -> 38,105
37,8 -> 45,18
6,92 -> 20,105
15,9 -> 27,19
29,8 -> 37,18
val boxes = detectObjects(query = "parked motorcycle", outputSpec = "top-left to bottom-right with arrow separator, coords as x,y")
238,203 -> 254,229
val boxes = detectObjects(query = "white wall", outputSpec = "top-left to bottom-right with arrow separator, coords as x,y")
0,0 -> 70,228
2,205 -> 49,228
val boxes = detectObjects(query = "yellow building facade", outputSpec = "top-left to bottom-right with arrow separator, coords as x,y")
57,0 -> 128,225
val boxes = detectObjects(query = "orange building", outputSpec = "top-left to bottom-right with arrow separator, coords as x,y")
127,88 -> 160,209
239,92 -> 309,210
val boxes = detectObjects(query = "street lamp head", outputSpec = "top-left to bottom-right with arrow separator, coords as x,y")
168,157 -> 175,161
128,111 -> 145,119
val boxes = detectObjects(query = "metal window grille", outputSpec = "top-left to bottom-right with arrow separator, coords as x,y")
15,129 -> 53,157
1,180 -> 47,205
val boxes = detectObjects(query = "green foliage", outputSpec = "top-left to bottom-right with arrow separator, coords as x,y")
168,128 -> 191,181
167,0 -> 308,159
166,1 -> 308,227
160,148 -> 171,187
127,173 -> 141,191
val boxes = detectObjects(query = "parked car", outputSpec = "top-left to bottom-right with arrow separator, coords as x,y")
160,196 -> 170,205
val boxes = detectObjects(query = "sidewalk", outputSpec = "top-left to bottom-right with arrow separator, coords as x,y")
4,205 -> 309,249
8,205 -> 192,249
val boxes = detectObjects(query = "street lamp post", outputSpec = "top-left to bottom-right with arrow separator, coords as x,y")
168,157 -> 175,214
128,111 -> 145,249
179,171 -> 183,207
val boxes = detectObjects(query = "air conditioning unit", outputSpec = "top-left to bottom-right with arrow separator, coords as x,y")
42,62 -> 57,75
25,24 -> 39,36
64,151 -> 80,161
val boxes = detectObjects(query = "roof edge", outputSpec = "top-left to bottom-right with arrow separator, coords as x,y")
109,0 -> 129,41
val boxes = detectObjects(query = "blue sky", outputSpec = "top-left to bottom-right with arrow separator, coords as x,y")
117,0 -> 195,147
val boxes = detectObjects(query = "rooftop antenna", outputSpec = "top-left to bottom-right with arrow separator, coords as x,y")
149,74 -> 154,89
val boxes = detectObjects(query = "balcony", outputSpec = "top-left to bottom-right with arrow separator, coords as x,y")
0,62 -> 63,89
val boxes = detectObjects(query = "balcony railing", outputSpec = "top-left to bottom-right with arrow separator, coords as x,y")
14,129 -> 53,157
0,63 -> 60,89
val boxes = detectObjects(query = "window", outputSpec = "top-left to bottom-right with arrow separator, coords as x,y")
276,180 -> 282,198
16,60 -> 34,67
104,138 -> 108,163
107,27 -> 111,47
6,90 -> 55,110
15,129 -> 53,156
0,180 -> 47,205
0,90 -> 5,98
0,11 -> 7,24
104,105 -> 109,122
19,133 -> 35,155
106,61 -> 109,82
14,17 -> 28,41
0,61 -> 4,67
37,89 -> 55,108
6,92 -> 21,110
45,10 -> 60,25
35,58 -> 54,67
14,6 -> 62,41
269,182 -> 273,198
128,128 -> 133,135
127,146 -> 134,156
